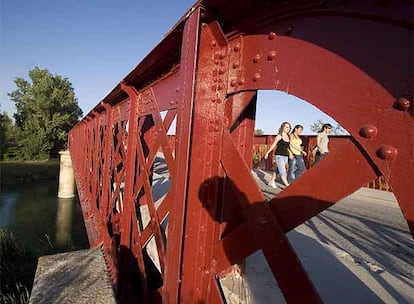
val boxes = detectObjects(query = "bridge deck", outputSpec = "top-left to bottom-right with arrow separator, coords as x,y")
151,155 -> 413,303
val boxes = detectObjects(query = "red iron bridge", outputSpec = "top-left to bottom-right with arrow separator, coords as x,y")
68,1 -> 413,303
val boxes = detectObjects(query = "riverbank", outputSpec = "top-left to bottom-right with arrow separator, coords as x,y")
0,229 -> 35,304
0,160 -> 59,186
0,178 -> 89,303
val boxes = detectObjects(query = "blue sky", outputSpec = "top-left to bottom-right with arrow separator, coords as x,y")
0,0 -> 340,134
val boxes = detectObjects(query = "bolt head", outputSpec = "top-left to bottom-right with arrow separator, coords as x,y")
233,62 -> 240,69
267,51 -> 276,61
394,97 -> 411,111
268,32 -> 277,40
377,145 -> 398,160
233,43 -> 241,52
253,54 -> 261,63
253,73 -> 261,82
230,79 -> 237,87
359,125 -> 378,139
211,40 -> 217,47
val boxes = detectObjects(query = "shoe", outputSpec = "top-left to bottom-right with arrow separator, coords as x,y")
268,180 -> 277,189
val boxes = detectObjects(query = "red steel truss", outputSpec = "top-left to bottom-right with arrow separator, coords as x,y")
68,1 -> 413,303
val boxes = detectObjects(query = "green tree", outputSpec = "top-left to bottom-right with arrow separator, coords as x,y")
254,128 -> 264,135
0,111 -> 19,160
8,67 -> 82,160
310,119 -> 347,135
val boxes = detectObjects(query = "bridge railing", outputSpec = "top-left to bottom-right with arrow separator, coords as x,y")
252,135 -> 392,191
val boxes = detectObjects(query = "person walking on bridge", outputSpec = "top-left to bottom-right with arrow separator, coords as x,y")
264,122 -> 291,188
288,124 -> 307,183
314,123 -> 332,164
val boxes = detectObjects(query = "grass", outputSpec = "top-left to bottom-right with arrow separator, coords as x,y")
0,160 -> 59,186
0,229 -> 36,304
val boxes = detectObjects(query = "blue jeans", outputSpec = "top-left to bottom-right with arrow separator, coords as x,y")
275,155 -> 288,178
288,155 -> 305,183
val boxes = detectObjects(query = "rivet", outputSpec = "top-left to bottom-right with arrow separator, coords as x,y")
253,54 -> 261,63
219,51 -> 226,59
213,77 -> 218,82
230,79 -> 237,87
214,59 -> 219,65
359,125 -> 378,139
214,51 -> 221,59
233,62 -> 240,69
267,51 -> 276,61
377,145 -> 398,160
211,84 -> 217,91
216,98 -> 222,104
268,32 -> 277,40
176,87 -> 179,92
394,97 -> 411,111
215,126 -> 219,131
201,23 -> 207,28
211,97 -> 216,103
219,61 -> 226,67
218,68 -> 225,75
218,84 -> 224,90
170,101 -> 175,105
211,40 -> 217,47
233,43 -> 241,52
238,79 -> 245,85
253,73 -> 261,82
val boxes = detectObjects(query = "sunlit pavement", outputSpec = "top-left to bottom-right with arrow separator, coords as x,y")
219,168 -> 413,304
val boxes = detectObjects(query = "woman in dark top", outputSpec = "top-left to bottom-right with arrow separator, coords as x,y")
264,121 -> 291,188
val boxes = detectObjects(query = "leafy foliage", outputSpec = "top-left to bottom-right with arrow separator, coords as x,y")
310,119 -> 347,135
0,111 -> 19,160
254,128 -> 264,135
8,67 -> 82,160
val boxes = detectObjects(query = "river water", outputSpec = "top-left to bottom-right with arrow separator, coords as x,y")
0,180 -> 89,256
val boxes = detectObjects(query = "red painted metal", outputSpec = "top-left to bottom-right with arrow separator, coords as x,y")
68,1 -> 413,303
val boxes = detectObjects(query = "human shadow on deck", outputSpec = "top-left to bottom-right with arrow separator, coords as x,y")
199,176 -> 386,304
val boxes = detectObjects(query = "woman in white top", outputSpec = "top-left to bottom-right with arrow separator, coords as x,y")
264,122 -> 291,188
314,123 -> 332,164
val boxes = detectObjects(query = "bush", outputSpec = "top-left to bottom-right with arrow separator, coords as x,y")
0,160 -> 59,186
0,229 -> 36,304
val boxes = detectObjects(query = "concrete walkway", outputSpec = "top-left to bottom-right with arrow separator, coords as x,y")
30,249 -> 115,304
219,169 -> 413,304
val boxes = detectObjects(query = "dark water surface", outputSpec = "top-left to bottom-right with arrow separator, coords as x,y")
0,180 -> 89,255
